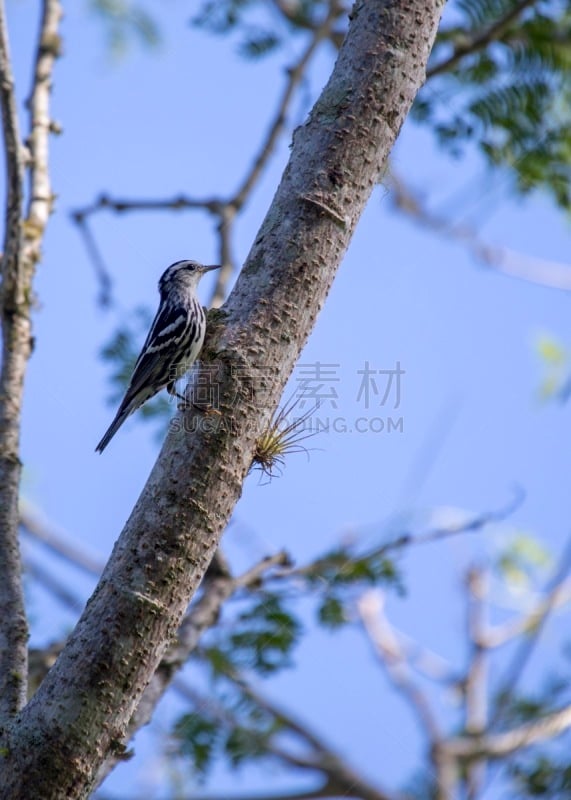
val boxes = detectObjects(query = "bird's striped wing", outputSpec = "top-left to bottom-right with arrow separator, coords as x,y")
122,303 -> 192,409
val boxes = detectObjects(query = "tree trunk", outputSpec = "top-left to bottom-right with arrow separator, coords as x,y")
0,1 -> 445,796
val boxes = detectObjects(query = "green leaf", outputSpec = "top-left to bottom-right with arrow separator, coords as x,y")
419,3 -> 571,210
203,646 -> 238,678
510,755 -> 571,798
173,714 -> 219,776
224,724 -> 270,766
496,533 -> 552,590
89,0 -> 161,56
318,595 -> 347,628
228,595 -> 302,674
535,334 -> 567,365
238,29 -> 280,58
304,546 -> 401,591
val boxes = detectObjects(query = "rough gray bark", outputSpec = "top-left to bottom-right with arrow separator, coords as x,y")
0,0 -> 61,723
0,0 -> 445,797
0,1 -> 28,720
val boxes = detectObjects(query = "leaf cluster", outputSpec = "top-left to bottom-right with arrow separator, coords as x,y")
303,543 -> 403,628
204,593 -> 302,676
534,332 -> 571,403
168,535 -> 402,777
192,0 -> 571,210
89,0 -> 160,56
510,756 -> 571,798
173,686 -> 283,778
418,0 -> 571,209
496,671 -> 571,797
190,0 -> 336,58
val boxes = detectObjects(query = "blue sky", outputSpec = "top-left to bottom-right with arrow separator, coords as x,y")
5,1 -> 571,797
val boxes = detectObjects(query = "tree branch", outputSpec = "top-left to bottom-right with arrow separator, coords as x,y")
490,536 -> 571,728
426,0 -> 538,79
234,681 -> 396,800
95,551 -> 290,783
358,590 -> 442,745
0,0 -> 28,720
481,577 -> 571,649
71,193 -> 222,306
384,627 -> 458,684
23,0 -> 61,248
445,703 -> 571,761
174,676 -> 397,800
0,0 -> 60,724
25,558 -> 86,615
463,567 -> 489,799
386,171 -> 571,292
74,7 -> 341,309
232,5 -> 341,211
98,785 -> 341,800
358,590 -> 460,799
287,488 -> 524,581
20,505 -> 104,577
210,203 -> 237,307
1,2 -> 445,795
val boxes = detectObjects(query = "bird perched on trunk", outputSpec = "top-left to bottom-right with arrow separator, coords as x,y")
96,259 -> 221,453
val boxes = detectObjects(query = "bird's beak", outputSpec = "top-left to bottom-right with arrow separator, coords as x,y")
201,264 -> 222,273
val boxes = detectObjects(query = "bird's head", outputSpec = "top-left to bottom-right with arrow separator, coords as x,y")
159,260 -> 221,295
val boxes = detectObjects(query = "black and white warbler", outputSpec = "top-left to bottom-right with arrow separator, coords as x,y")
95,259 -> 220,453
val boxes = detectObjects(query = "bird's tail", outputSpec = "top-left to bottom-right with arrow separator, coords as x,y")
95,404 -> 133,453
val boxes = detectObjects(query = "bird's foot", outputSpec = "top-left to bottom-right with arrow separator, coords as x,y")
193,402 -> 222,416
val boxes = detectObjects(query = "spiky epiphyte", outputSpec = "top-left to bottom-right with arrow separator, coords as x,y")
251,396 -> 319,480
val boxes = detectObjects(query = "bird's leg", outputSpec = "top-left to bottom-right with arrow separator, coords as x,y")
198,404 -> 222,417
189,398 -> 222,416
170,381 -> 220,415
167,381 -> 188,410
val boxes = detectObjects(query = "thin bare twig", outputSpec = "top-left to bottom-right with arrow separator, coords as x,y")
397,489 -> 524,550
73,192 -> 221,218
0,3 -> 23,277
287,488 -> 524,581
20,506 -> 104,576
71,193 -> 223,307
210,202 -> 236,308
172,680 -> 324,773
228,676 -> 332,758
25,558 -> 86,615
72,214 -> 113,307
427,0 -> 538,79
97,786 -> 337,800
74,9 -> 341,308
387,171 -> 571,292
232,6 -> 340,211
